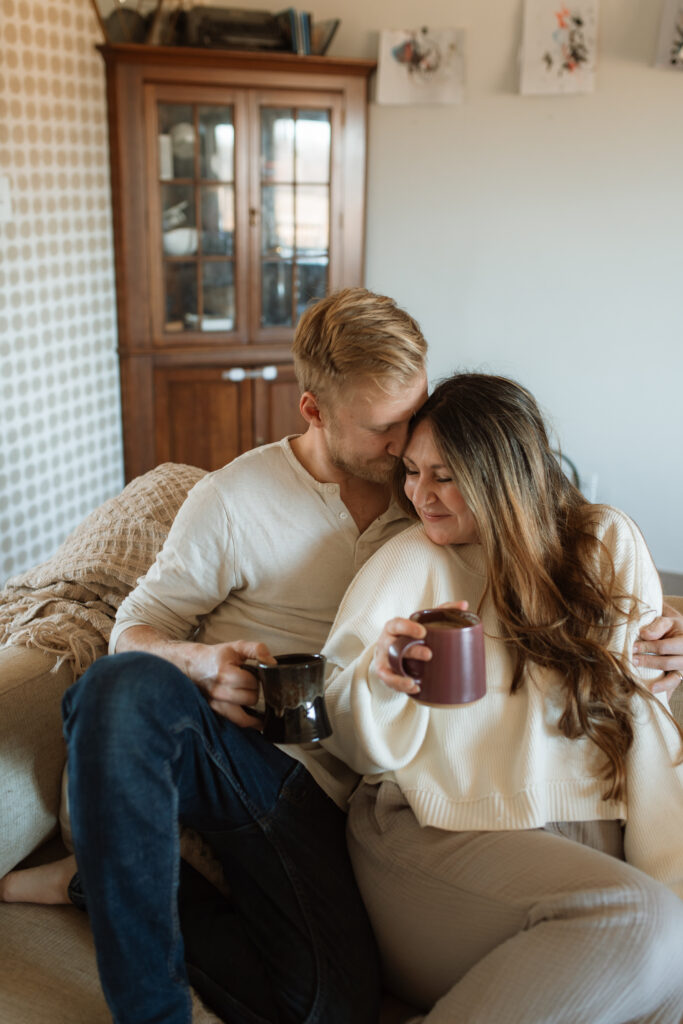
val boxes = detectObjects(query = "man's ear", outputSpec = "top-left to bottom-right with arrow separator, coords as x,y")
299,391 -> 325,428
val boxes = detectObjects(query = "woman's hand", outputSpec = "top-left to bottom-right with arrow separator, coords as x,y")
373,601 -> 469,694
373,616 -> 428,694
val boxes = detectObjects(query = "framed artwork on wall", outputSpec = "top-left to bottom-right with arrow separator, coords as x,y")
519,0 -> 599,95
654,0 -> 683,69
376,27 -> 465,105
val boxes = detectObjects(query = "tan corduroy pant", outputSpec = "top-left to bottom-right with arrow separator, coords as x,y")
347,782 -> 683,1024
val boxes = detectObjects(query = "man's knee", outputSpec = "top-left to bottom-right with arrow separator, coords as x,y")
63,651 -> 193,748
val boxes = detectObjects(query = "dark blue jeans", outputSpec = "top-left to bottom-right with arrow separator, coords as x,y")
62,652 -> 381,1024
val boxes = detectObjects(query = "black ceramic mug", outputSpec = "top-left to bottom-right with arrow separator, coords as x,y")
243,653 -> 332,744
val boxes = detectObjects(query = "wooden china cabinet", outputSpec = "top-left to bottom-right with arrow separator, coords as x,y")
98,44 -> 375,479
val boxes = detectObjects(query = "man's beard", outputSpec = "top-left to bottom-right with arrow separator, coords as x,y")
327,444 -> 397,484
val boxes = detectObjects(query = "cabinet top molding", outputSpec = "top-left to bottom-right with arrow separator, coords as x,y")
96,43 -> 377,78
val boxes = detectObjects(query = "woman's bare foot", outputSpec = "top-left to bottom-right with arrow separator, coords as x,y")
0,854 -> 77,905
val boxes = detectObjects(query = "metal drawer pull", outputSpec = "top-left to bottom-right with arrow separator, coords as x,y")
222,366 -> 278,382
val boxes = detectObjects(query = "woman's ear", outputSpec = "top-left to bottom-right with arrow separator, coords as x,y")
299,391 -> 325,428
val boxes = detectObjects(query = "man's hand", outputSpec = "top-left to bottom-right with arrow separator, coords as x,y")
188,640 -> 277,727
633,603 -> 683,699
116,626 -> 276,728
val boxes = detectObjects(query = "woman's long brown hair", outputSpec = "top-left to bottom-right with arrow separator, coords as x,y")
396,373 -> 682,803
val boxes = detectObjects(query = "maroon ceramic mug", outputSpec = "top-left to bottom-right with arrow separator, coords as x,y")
387,609 -> 486,707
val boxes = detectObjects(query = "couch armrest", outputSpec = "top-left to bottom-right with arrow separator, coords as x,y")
0,645 -> 73,875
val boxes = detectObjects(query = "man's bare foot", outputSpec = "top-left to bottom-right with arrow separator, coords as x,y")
0,854 -> 77,905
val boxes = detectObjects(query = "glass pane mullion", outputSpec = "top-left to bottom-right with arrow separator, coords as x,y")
201,185 -> 235,255
258,104 -> 332,328
291,110 -> 298,327
159,100 -> 236,337
194,108 -> 202,324
260,106 -> 295,328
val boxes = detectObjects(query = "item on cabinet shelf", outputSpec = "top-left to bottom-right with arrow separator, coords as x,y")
184,6 -> 294,51
201,318 -> 235,331
184,313 -> 235,331
89,0 -> 164,44
147,0 -> 187,45
279,10 -> 334,55
294,10 -> 310,55
162,199 -> 189,230
163,226 -> 198,255
169,122 -> 195,159
158,135 -> 173,179
275,8 -> 298,52
310,17 -> 339,55
311,17 -> 339,55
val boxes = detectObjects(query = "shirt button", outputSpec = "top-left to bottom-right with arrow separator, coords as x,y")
339,511 -> 348,520
326,484 -> 336,494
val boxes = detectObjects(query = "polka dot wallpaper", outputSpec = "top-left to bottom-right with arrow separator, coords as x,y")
0,0 -> 124,586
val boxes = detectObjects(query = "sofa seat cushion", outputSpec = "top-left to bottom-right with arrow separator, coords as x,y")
0,900 -> 114,1023
0,900 -> 223,1024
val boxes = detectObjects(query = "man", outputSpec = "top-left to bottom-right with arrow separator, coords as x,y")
61,287 -> 429,1024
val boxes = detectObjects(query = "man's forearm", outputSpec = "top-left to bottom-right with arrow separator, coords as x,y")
114,625 -> 271,726
115,625 -> 203,681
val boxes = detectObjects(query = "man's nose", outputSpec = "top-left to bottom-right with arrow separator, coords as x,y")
386,423 -> 409,456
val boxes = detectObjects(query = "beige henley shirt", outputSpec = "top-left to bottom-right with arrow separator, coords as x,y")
110,436 -> 412,805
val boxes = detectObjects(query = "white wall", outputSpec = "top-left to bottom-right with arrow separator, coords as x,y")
323,0 -> 683,572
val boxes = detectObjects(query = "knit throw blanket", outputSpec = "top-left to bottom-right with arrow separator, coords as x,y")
0,462 -> 206,678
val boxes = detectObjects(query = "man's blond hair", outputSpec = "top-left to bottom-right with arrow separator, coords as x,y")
291,288 -> 427,405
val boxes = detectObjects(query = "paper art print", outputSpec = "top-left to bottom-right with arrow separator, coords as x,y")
655,0 -> 683,69
376,27 -> 465,105
520,0 -> 598,95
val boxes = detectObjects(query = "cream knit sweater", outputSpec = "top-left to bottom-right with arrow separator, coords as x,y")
321,508 -> 683,899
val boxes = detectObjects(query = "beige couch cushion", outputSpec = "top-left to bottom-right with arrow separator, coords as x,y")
0,646 -> 71,876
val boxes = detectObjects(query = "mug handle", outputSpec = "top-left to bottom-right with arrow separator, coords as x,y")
387,637 -> 427,680
240,663 -> 265,721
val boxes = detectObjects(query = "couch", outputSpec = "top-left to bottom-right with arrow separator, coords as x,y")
1,492 -> 681,1021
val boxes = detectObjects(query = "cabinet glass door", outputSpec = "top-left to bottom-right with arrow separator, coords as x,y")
259,106 -> 331,329
157,101 -> 238,335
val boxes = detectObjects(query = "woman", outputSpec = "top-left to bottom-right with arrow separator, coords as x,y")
320,373 -> 683,1023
